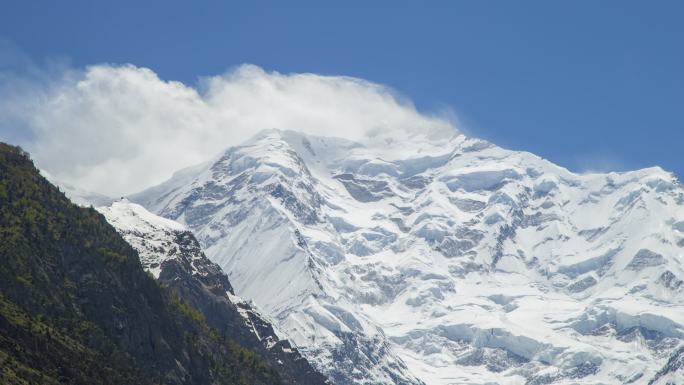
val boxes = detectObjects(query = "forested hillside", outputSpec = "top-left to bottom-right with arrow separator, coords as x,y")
0,143 -> 282,385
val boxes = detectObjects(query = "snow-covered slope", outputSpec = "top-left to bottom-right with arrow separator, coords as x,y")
97,200 -> 330,385
98,199 -> 203,278
133,128 -> 684,385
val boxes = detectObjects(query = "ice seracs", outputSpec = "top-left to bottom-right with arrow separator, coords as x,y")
133,128 -> 684,385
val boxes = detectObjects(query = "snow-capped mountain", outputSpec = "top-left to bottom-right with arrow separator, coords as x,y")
97,200 -> 329,385
98,199 -> 206,279
132,128 -> 684,385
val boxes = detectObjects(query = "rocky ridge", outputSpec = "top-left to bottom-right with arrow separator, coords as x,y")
132,129 -> 684,385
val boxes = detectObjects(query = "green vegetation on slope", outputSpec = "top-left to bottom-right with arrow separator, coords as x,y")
0,143 -> 281,385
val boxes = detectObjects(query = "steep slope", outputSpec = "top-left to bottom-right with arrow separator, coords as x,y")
43,172 -> 115,207
135,129 -> 423,385
134,128 -> 684,385
98,200 -> 330,385
0,143 -> 282,385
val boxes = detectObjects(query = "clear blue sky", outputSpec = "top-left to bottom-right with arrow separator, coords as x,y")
1,1 -> 682,177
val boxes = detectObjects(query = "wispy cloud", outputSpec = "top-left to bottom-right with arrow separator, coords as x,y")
571,152 -> 632,174
0,61 -> 456,196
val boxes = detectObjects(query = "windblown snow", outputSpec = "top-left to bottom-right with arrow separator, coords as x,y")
130,128 -> 684,385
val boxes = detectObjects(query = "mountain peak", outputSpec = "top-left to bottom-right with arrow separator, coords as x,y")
132,130 -> 684,385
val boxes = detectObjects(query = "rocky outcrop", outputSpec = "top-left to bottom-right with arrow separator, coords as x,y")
0,143 -> 282,385
98,200 -> 329,385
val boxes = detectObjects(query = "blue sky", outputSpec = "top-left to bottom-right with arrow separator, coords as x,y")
1,0 -> 683,179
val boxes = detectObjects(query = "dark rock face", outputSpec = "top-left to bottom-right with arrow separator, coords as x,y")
567,275 -> 598,293
334,173 -> 394,202
97,198 -> 329,385
647,346 -> 684,384
627,249 -> 666,270
0,143 -> 282,385
455,347 -> 528,373
313,331 -> 424,385
658,270 -> 684,291
156,231 -> 330,385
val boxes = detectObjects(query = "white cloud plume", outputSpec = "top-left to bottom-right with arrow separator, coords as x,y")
0,63 -> 456,196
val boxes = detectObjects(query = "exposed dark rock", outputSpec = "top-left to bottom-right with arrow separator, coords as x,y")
567,275 -> 598,293
626,249 -> 666,270
0,143 -> 282,385
156,231 -> 330,385
334,174 -> 394,202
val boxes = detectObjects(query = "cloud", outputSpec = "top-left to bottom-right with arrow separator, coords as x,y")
572,152 -> 632,174
0,63 -> 456,196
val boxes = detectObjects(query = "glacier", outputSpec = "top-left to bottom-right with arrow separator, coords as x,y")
128,128 -> 684,385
